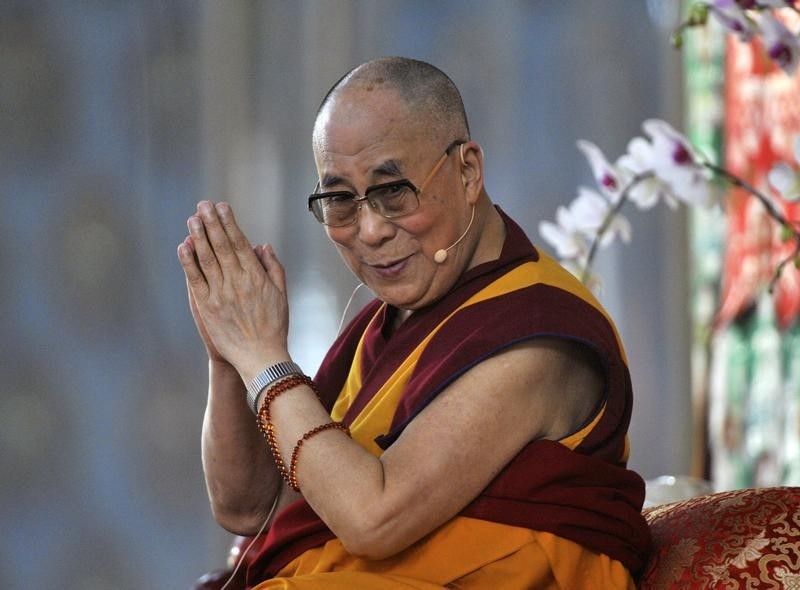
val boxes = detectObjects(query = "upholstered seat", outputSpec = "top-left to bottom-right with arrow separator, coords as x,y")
640,487 -> 800,588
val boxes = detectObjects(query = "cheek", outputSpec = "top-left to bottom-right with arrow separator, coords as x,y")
332,240 -> 359,270
400,212 -> 445,250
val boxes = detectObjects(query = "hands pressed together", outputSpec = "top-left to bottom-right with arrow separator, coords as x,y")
177,201 -> 291,383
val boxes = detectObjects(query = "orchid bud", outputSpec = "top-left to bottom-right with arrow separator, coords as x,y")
768,42 -> 793,69
671,31 -> 684,49
759,11 -> 800,74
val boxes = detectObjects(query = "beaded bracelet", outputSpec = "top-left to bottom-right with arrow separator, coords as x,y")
256,374 -> 317,482
288,422 -> 351,492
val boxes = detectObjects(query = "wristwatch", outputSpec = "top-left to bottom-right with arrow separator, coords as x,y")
247,361 -> 304,413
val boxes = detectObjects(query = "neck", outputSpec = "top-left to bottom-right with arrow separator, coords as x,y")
385,307 -> 413,337
464,199 -> 505,271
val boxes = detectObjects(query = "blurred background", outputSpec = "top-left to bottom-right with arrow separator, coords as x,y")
1,1 -> 693,587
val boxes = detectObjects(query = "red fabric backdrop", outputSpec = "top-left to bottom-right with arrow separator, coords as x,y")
718,12 -> 800,329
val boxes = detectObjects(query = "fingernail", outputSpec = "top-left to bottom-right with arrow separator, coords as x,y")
216,202 -> 230,217
189,218 -> 202,233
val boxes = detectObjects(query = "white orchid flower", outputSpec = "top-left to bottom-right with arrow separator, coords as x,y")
577,140 -> 629,203
539,205 -> 590,260
600,209 -> 632,247
705,0 -> 758,41
570,187 -> 611,231
539,189 -> 606,260
616,136 -> 680,210
642,119 -> 714,207
539,186 -> 631,265
767,136 -> 800,201
571,187 -> 632,247
758,11 -> 800,74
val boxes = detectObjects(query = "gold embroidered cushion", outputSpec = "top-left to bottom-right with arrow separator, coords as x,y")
640,487 -> 800,589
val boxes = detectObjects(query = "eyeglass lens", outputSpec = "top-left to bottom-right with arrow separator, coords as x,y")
316,182 -> 419,226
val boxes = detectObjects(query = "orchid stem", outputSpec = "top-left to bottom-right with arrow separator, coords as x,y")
703,162 -> 796,229
581,171 -> 655,284
703,160 -> 800,290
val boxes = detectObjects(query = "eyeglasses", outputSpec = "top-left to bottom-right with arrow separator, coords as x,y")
308,140 -> 466,227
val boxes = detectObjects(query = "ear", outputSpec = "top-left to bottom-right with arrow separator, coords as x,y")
458,141 -> 484,204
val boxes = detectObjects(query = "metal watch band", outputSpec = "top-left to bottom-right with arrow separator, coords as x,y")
247,361 -> 304,414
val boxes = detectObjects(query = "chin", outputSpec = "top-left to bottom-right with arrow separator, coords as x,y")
365,282 -> 417,308
373,291 -> 418,310
376,284 -> 444,311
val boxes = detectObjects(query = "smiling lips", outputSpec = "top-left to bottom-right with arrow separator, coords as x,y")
368,254 -> 412,278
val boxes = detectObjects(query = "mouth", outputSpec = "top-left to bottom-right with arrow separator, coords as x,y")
367,254 -> 412,278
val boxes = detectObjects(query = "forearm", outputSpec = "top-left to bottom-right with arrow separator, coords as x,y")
202,360 -> 282,534
263,383 -> 393,555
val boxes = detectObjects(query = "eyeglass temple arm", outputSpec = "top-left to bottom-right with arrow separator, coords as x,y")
418,140 -> 465,193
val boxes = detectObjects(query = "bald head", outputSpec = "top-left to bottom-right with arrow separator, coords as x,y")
314,57 -> 470,147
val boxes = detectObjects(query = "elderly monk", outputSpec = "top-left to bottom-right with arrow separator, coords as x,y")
178,57 -> 651,589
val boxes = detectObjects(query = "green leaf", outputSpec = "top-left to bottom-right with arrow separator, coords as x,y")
780,224 -> 795,242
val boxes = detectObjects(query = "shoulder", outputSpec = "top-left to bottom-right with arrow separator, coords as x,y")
451,335 -> 604,442
415,278 -> 620,390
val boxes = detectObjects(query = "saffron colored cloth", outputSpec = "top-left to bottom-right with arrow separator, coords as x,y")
245,208 -> 650,588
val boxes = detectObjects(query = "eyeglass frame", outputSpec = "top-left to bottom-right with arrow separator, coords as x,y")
307,139 -> 467,227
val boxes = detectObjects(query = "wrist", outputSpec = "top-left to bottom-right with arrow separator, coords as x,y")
209,358 -> 239,378
208,358 -> 246,397
246,360 -> 305,414
237,349 -> 293,387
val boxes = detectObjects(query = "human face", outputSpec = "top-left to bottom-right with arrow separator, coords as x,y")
312,90 -> 473,310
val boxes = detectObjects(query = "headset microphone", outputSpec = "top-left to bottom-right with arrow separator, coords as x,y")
434,204 -> 476,264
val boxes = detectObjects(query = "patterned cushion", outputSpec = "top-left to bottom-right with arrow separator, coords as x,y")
640,487 -> 800,589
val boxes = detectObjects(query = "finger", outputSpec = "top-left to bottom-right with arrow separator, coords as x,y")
253,244 -> 264,262
215,202 -> 260,268
187,213 -> 223,284
197,200 -> 240,271
178,236 -> 210,299
258,243 -> 287,294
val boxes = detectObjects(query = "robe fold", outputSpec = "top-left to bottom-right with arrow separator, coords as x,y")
245,208 -> 651,589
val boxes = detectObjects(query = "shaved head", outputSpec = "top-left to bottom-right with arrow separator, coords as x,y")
314,57 -> 470,146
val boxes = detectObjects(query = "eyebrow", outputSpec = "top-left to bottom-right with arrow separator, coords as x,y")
319,159 -> 405,190
373,159 -> 403,178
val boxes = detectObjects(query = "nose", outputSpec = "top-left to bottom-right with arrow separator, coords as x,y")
356,200 -> 396,247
